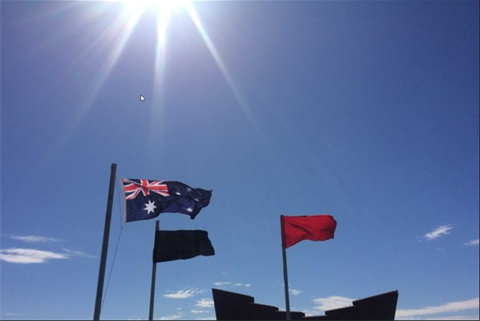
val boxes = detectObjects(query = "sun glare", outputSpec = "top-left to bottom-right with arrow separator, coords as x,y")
123,0 -> 189,17
59,0 -> 259,160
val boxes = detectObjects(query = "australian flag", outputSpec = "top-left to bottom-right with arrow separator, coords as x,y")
121,179 -> 212,222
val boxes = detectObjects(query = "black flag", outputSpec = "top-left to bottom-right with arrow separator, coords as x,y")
153,230 -> 215,263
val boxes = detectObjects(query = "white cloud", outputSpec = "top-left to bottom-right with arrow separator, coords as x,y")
194,317 -> 215,320
11,235 -> 60,243
424,316 -> 479,320
164,289 -> 199,299
215,282 -> 251,288
234,283 -> 251,287
302,310 -> 319,317
424,225 -> 453,241
62,248 -> 95,258
191,310 -> 209,314
313,296 -> 354,311
196,298 -> 214,308
464,239 -> 479,246
158,313 -> 182,320
290,289 -> 301,296
396,297 -> 479,318
0,248 -> 67,264
4,313 -> 23,316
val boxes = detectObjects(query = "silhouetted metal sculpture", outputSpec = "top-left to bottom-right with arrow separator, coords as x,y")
212,289 -> 398,320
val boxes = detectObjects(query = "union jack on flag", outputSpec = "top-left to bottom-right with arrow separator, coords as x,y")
122,179 -> 170,200
121,178 -> 212,223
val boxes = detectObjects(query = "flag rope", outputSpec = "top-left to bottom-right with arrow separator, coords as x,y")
101,224 -> 123,309
101,177 -> 126,309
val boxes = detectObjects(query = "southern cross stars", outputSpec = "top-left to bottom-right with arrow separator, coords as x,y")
144,200 -> 157,215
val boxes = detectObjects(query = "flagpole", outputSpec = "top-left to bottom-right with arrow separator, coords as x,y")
94,163 -> 117,320
281,216 -> 291,321
282,247 -> 292,320
149,220 -> 160,321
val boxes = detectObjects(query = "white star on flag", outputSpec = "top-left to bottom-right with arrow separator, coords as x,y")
144,200 -> 157,215
186,208 -> 193,213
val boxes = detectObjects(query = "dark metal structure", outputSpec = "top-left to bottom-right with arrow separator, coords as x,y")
93,163 -> 117,321
212,288 -> 398,320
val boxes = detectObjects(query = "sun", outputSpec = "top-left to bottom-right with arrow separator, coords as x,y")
122,0 -> 189,17
65,0 -> 252,151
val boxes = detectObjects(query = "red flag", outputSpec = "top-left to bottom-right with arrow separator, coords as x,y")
281,215 -> 337,249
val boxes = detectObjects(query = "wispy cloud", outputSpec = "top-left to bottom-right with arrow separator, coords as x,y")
396,297 -> 479,318
0,248 -> 67,264
164,289 -> 199,299
158,313 -> 182,320
62,248 -> 95,258
11,235 -> 60,243
313,296 -> 354,311
191,310 -> 209,314
424,316 -> 480,320
234,283 -> 251,287
424,225 -> 453,241
290,289 -> 301,296
214,281 -> 251,288
4,313 -> 23,316
196,298 -> 214,308
464,239 -> 479,246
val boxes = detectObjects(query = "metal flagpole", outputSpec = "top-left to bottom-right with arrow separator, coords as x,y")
149,220 -> 160,321
94,163 -> 117,320
281,215 -> 291,321
282,248 -> 292,320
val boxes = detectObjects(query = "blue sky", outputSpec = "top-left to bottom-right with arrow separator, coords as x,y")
1,1 -> 479,320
